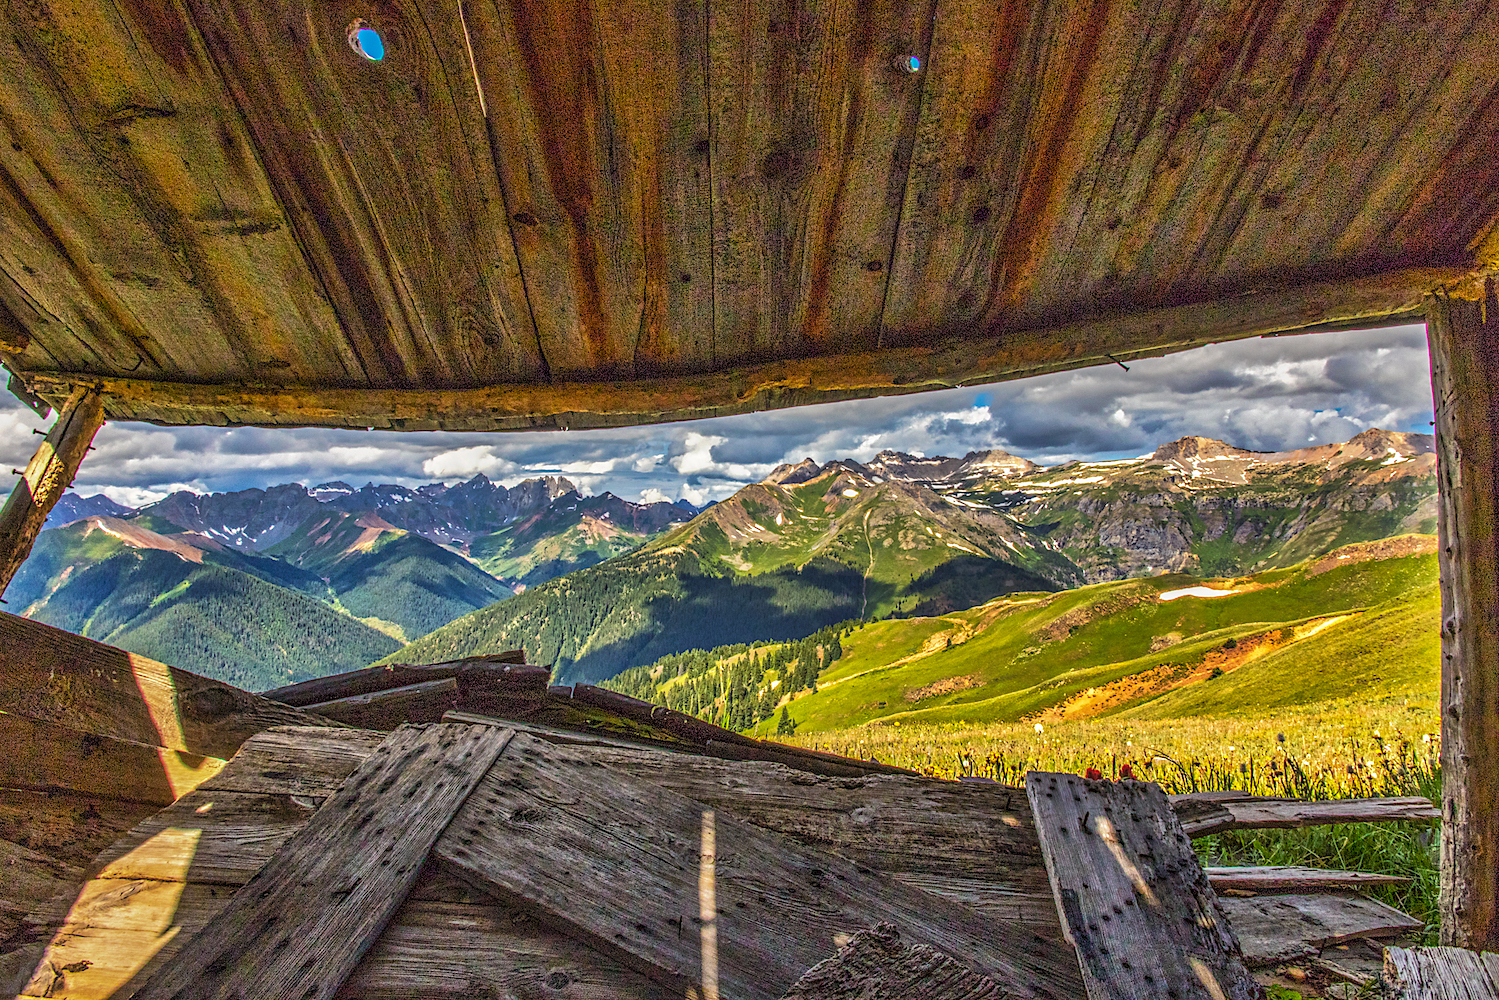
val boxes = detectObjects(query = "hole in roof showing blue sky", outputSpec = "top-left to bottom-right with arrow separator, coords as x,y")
348,20 -> 384,60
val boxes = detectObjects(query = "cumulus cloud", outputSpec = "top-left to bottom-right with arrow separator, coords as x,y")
422,446 -> 518,481
638,487 -> 671,504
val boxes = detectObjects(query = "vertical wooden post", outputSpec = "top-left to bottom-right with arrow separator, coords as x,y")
0,386 -> 104,596
1428,278 -> 1499,949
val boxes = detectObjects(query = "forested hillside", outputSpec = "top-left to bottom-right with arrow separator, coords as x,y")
10,520 -> 399,690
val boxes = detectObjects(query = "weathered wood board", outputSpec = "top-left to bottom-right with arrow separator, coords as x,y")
1026,772 -> 1259,1000
130,724 -> 513,1000
1385,946 -> 1499,1000
1175,794 -> 1439,838
1205,865 -> 1410,893
0,711 -> 225,806
1429,282 -> 1499,950
0,612 -> 332,759
1222,892 -> 1425,967
780,922 -> 1004,1000
303,676 -> 461,729
437,733 -> 1082,1000
584,742 -> 1057,927
262,654 -> 532,707
0,387 -> 103,593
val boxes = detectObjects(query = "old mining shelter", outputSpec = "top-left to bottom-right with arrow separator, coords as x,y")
0,0 -> 1497,997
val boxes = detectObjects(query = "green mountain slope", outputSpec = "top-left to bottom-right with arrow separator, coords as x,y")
468,492 -> 691,589
264,511 -> 511,641
10,519 -> 400,690
602,536 -> 1439,736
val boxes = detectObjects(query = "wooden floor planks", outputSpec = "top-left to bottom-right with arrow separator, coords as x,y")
1385,947 -> 1499,999
1026,772 -> 1260,1000
436,733 -> 1083,1000
129,724 -> 512,1000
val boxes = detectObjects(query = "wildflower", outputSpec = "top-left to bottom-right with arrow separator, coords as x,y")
1085,766 -> 1104,780
1423,734 -> 1432,744
1120,764 -> 1135,779
1034,722 -> 1044,734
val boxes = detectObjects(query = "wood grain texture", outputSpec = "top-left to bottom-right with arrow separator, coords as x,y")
130,723 -> 513,1000
582,743 -> 1058,928
261,653 -> 532,707
780,922 -> 1004,1000
0,387 -> 102,594
337,898 -> 678,1000
0,611 -> 333,759
1222,892 -> 1423,967
1175,795 -> 1439,838
22,264 -> 1464,430
1025,772 -> 1259,1000
303,676 -> 461,729
1429,282 -> 1499,950
463,0 -> 714,377
0,712 -> 225,806
1204,866 -> 1410,892
437,733 -> 1083,1000
1384,946 -> 1499,1000
182,0 -> 542,390
197,726 -> 388,798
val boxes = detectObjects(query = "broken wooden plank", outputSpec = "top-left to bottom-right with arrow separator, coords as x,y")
1176,795 -> 1440,837
0,712 -> 225,806
582,742 -> 1058,928
1221,893 -> 1425,967
436,732 -> 1082,1000
303,676 -> 460,729
131,723 -> 513,1000
0,387 -> 103,594
781,922 -> 1004,1000
1025,772 -> 1259,1000
1205,866 -> 1411,893
260,653 -> 532,707
1384,946 -> 1499,999
0,612 -> 334,759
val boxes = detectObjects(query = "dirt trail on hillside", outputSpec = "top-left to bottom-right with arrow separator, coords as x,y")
1307,535 -> 1436,576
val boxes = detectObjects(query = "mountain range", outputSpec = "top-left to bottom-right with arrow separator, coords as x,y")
16,474 -> 701,687
390,428 -> 1436,685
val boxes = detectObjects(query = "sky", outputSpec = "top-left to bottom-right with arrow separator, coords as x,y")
0,323 -> 1436,510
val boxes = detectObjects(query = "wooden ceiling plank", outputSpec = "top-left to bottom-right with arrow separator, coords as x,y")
880,0 -> 1121,342
0,0 -> 358,384
436,732 -> 1083,1000
130,723 -> 514,1000
184,0 -> 542,390
461,0 -> 713,378
22,263 -> 1466,431
1204,0 -> 1499,285
708,0 -> 935,362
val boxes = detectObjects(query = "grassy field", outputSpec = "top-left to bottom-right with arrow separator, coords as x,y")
764,540 -> 1445,940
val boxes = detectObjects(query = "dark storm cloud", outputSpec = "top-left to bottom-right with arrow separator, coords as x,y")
0,324 -> 1436,508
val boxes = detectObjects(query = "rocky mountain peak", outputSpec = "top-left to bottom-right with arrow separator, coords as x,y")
763,458 -> 823,485
1151,436 -> 1256,463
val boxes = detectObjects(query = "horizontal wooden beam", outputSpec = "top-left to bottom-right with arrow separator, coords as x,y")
16,265 -> 1474,432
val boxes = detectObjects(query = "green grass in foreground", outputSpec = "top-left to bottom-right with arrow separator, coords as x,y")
786,691 -> 1442,936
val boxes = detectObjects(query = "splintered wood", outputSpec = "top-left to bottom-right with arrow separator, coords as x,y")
437,733 -> 1083,1000
128,724 -> 512,1000
1385,947 -> 1499,1000
1025,772 -> 1259,1000
780,923 -> 1005,1000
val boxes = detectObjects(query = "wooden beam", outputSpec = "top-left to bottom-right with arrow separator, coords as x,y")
436,733 -> 1084,1000
1025,772 -> 1259,1000
301,676 -> 461,729
130,723 -> 513,1000
1203,865 -> 1410,892
259,653 -> 532,707
1221,893 -> 1423,967
1428,278 -> 1499,950
0,386 -> 101,593
1173,794 -> 1440,838
17,266 -> 1470,432
0,612 -> 335,760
